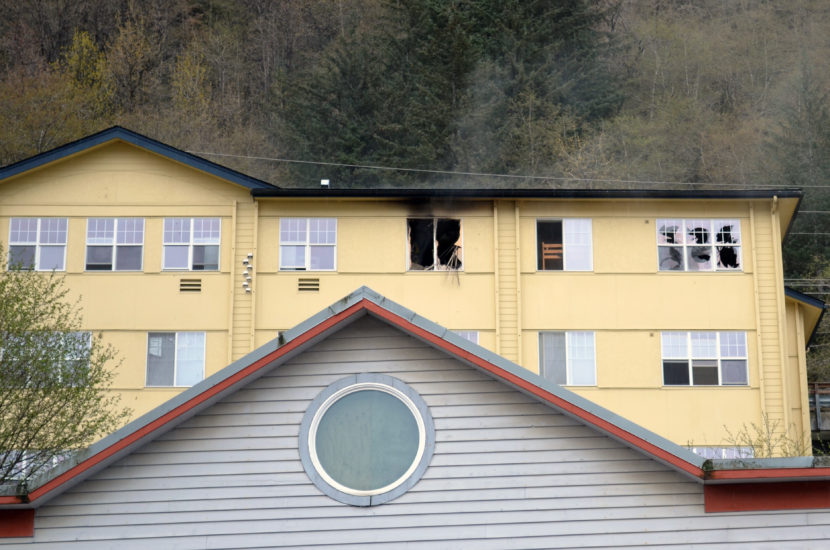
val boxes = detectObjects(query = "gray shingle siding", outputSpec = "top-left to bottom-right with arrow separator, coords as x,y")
5,316 -> 830,548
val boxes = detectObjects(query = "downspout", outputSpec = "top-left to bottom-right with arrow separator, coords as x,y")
514,201 -> 523,364
750,202 -> 767,419
249,199 -> 259,351
494,201 -> 501,355
227,200 -> 238,364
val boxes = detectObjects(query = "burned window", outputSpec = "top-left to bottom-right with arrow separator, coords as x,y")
537,219 -> 592,271
657,219 -> 741,271
407,218 -> 462,270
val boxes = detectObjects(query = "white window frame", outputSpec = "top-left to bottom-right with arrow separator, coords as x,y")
661,331 -> 748,386
538,331 -> 596,386
536,218 -> 593,271
656,219 -> 742,272
85,218 -> 144,271
162,218 -> 221,271
279,217 -> 337,271
8,218 -> 68,271
690,446 -> 754,460
145,331 -> 206,387
406,218 -> 463,271
452,330 -> 479,344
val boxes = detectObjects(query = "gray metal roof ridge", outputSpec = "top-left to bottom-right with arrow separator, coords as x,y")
340,287 -> 708,472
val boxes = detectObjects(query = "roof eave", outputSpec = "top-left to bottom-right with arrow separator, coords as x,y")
251,187 -> 803,200
0,126 -> 279,191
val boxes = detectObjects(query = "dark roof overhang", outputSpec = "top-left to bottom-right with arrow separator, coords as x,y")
0,126 -> 279,191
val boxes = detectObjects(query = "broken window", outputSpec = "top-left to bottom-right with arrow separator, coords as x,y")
661,331 -> 747,386
536,219 -> 593,271
657,219 -> 741,271
407,218 -> 462,270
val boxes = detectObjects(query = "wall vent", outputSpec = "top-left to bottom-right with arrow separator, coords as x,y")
298,278 -> 320,292
180,278 -> 202,292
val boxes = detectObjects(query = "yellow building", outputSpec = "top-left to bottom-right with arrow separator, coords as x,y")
0,127 -> 822,457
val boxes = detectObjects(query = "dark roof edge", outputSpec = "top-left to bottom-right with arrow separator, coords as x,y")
251,187 -> 803,200
785,287 -> 828,347
0,126 -> 278,191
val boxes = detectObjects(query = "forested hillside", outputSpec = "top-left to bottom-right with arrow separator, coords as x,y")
3,0 -> 830,374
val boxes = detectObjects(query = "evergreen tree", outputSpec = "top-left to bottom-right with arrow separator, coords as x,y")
276,0 -> 621,186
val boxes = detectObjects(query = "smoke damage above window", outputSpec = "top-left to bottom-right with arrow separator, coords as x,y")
407,218 -> 462,271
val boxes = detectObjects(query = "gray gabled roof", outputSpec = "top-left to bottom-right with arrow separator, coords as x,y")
3,287 -> 830,509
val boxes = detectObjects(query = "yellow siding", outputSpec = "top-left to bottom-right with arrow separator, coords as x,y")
752,203 -> 788,438
0,141 -> 813,454
494,200 -> 520,361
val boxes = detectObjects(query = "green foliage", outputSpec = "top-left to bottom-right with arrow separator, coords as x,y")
0,65 -> 105,166
723,413 -> 812,458
277,0 -> 621,186
0,255 -> 130,486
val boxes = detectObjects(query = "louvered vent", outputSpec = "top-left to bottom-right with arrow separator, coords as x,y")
298,278 -> 320,292
180,278 -> 202,292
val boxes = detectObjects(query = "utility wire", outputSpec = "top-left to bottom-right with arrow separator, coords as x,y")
188,149 -> 828,189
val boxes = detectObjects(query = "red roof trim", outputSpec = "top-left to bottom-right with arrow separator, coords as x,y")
23,301 -> 368,504
705,481 -> 830,512
363,301 -> 704,478
11,294 -> 830,509
0,509 -> 33,537
709,467 -> 830,480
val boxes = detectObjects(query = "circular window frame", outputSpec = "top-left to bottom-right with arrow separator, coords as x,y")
299,373 -> 435,506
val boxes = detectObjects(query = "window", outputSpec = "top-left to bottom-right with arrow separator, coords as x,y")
539,331 -> 596,386
536,219 -> 592,271
657,219 -> 741,271
8,218 -> 67,270
690,446 -> 754,460
146,332 -> 205,387
0,331 -> 90,387
453,330 -> 479,344
407,218 -> 462,270
662,331 -> 748,386
86,218 -> 144,271
279,218 -> 336,271
299,374 -> 435,506
163,218 -> 220,270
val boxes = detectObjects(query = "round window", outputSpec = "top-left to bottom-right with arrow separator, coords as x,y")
299,374 -> 434,506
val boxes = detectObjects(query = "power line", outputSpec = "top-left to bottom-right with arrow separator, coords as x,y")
188,149 -> 826,189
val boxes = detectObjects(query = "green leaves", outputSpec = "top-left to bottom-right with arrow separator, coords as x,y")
0,255 -> 130,486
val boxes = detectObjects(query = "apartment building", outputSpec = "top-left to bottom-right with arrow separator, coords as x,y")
0,127 -> 822,456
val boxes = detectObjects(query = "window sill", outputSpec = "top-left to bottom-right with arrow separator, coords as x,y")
535,270 -> 594,273
279,269 -> 337,273
161,269 -> 221,273
656,270 -> 745,274
406,269 -> 465,273
661,385 -> 751,389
